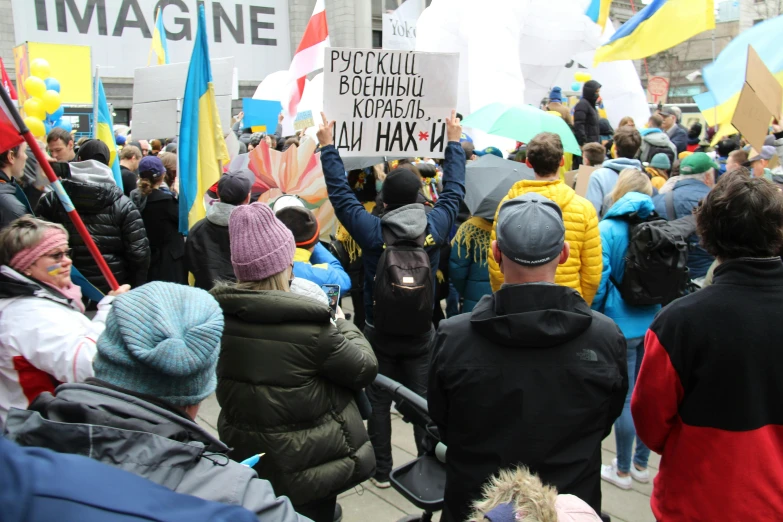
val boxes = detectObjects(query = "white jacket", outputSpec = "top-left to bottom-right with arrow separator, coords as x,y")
0,266 -> 114,426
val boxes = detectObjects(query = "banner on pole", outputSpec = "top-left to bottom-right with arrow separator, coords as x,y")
323,48 -> 458,158
646,76 -> 669,105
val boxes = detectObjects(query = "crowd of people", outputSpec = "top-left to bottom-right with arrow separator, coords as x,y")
1,85 -> 783,522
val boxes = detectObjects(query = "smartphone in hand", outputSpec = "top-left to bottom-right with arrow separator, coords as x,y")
321,285 -> 340,315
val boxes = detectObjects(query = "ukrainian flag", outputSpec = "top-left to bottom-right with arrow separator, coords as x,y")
695,14 -> 783,127
178,4 -> 229,234
585,0 -> 612,31
149,7 -> 170,66
594,0 -> 714,65
94,77 -> 123,189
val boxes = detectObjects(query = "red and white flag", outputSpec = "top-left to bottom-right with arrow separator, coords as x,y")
286,0 -> 329,116
0,86 -> 23,153
0,58 -> 18,102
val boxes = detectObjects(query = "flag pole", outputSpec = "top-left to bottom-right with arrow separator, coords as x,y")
0,84 -> 119,291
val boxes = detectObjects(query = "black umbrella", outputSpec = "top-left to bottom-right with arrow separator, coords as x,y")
464,155 -> 536,220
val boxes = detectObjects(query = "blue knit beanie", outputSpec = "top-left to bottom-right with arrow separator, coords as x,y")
549,86 -> 563,103
94,282 -> 224,407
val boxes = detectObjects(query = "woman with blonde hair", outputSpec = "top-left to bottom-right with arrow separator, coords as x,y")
618,116 -> 635,128
591,168 -> 657,492
212,202 -> 378,522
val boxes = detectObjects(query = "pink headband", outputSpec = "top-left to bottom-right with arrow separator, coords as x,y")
10,228 -> 68,273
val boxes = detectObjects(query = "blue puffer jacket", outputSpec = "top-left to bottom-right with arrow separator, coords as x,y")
652,178 -> 714,278
592,192 -> 661,339
449,217 -> 492,313
292,242 -> 351,296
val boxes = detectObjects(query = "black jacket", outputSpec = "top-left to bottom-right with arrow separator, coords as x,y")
429,283 -> 628,522
573,80 -> 602,145
0,172 -> 29,230
131,188 -> 186,284
120,165 -> 137,198
212,286 -> 378,506
36,175 -> 149,294
184,202 -> 235,290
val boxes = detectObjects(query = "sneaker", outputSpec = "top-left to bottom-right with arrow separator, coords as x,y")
370,475 -> 391,489
612,458 -> 650,483
333,502 -> 343,522
601,461 -> 632,490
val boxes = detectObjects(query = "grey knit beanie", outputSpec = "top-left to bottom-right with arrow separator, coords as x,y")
94,282 -> 224,406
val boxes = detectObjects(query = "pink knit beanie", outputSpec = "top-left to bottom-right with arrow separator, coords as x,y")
229,202 -> 295,282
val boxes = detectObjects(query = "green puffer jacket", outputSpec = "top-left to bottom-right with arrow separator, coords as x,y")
211,286 -> 378,506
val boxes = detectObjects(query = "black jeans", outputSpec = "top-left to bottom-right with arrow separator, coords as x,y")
295,495 -> 336,522
363,324 -> 432,478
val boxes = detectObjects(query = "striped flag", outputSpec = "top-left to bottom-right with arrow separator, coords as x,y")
178,4 -> 229,234
93,77 -> 123,189
149,7 -> 170,66
0,58 -> 17,102
0,89 -> 23,153
286,0 -> 330,116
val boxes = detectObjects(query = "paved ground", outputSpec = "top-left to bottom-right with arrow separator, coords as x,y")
197,395 -> 655,522
196,296 -> 656,521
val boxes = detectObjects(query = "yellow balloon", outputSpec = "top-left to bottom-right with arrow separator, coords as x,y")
574,72 -> 592,83
24,76 -> 46,99
30,58 -> 51,80
24,116 -> 46,138
581,73 -> 592,82
23,97 -> 46,120
42,90 -> 62,114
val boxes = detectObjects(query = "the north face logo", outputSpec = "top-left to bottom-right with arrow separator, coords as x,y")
576,349 -> 598,362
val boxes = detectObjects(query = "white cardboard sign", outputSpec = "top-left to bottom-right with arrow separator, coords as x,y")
323,48 -> 459,158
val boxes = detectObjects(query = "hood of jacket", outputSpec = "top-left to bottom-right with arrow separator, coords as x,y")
290,277 -> 329,306
600,158 -> 642,174
3,382 -> 229,489
60,176 -> 123,212
380,203 -> 428,240
582,80 -> 601,105
471,283 -> 592,348
603,191 -> 655,220
206,201 -> 235,227
0,265 -> 79,312
507,179 -> 575,209
0,171 -> 19,195
642,130 -> 673,148
68,160 -> 116,185
210,285 -> 332,325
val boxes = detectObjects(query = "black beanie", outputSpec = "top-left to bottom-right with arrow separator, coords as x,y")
77,139 -> 111,166
383,168 -> 421,206
275,206 -> 320,249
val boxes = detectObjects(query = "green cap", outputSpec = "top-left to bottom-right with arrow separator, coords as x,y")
679,152 -> 720,175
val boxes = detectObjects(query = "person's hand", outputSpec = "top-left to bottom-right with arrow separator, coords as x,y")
446,109 -> 462,143
318,112 -> 335,147
233,111 -> 244,124
772,121 -> 783,134
108,284 -> 131,297
334,305 -> 346,320
278,111 -> 285,124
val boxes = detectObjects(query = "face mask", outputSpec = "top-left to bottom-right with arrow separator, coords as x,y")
375,180 -> 383,192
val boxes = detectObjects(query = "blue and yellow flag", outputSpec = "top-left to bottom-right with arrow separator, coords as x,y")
149,7 -> 170,66
94,77 -> 123,189
178,4 -> 229,234
594,0 -> 714,65
585,0 -> 612,31
695,14 -> 783,127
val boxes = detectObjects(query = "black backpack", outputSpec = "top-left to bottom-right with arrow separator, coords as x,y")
611,193 -> 697,306
640,142 -> 676,166
373,226 -> 434,336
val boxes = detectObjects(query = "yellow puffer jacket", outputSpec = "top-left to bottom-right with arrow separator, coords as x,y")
488,179 -> 602,304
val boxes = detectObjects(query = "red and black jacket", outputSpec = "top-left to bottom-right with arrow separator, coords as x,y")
632,257 -> 783,521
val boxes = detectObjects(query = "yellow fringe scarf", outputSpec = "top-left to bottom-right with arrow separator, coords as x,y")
335,201 -> 376,263
452,217 -> 493,264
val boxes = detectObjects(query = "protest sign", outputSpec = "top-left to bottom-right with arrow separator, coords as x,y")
382,0 -> 421,51
242,98 -> 282,131
294,110 -> 315,131
732,83 -> 770,152
323,48 -> 459,158
574,165 -> 597,198
745,45 -> 782,121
